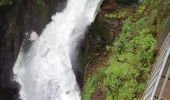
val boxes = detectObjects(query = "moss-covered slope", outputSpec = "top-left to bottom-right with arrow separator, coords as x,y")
82,0 -> 170,100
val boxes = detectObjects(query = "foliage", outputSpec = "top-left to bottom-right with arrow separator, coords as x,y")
104,33 -> 156,99
137,5 -> 146,13
82,71 -> 105,100
83,75 -> 97,100
0,0 -> 12,6
36,0 -> 45,7
103,4 -> 157,98
83,14 -> 156,100
105,11 -> 128,19
83,0 -> 170,99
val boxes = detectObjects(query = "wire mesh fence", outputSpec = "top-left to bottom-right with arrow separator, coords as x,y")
142,33 -> 170,100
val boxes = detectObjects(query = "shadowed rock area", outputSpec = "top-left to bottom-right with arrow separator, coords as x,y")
0,0 -> 67,99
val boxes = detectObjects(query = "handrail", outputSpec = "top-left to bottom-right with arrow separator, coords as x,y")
142,32 -> 170,100
158,64 -> 170,100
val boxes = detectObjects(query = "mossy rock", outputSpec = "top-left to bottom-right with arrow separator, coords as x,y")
92,16 -> 113,45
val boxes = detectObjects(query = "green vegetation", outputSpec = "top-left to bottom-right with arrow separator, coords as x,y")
83,72 -> 104,100
104,17 -> 156,99
105,11 -> 128,19
0,0 -> 12,6
83,0 -> 170,99
36,0 -> 45,7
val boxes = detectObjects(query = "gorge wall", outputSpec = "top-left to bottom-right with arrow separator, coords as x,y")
0,0 -> 67,99
1,0 -> 170,100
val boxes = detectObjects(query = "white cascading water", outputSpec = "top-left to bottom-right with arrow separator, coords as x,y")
13,0 -> 103,100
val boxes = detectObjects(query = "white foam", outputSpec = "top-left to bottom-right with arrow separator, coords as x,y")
13,0 -> 103,100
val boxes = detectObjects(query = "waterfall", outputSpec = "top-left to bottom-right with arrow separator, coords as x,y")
13,0 -> 103,100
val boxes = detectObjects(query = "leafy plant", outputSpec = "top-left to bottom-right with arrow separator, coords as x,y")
83,71 -> 105,100
105,11 -> 128,19
83,0 -> 170,99
103,11 -> 156,99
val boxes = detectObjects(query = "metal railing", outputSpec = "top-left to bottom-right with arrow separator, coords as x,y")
142,33 -> 170,100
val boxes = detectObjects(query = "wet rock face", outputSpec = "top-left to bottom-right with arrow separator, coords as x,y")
54,0 -> 68,12
0,19 -> 21,100
0,0 -> 68,99
0,13 -> 7,46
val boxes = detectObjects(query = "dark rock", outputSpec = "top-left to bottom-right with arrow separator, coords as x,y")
112,20 -> 120,28
0,12 -> 7,47
0,0 -> 68,99
92,88 -> 105,100
53,0 -> 68,12
101,0 -> 117,13
117,0 -> 138,5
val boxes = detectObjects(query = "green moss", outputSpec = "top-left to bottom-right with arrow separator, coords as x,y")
105,11 -> 128,19
83,76 -> 97,100
82,71 -> 105,100
92,16 -> 113,44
